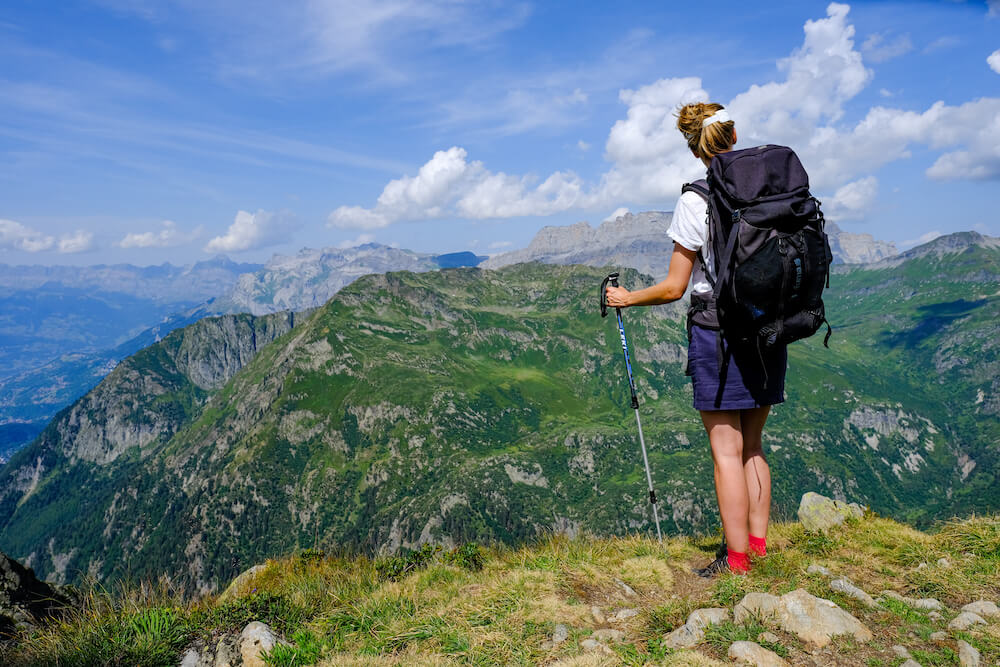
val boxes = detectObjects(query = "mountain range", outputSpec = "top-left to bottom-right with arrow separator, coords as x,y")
0,231 -> 994,595
0,247 -> 485,461
482,212 -> 898,277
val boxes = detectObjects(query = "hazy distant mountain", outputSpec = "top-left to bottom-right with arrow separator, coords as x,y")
0,256 -> 262,303
213,243 -> 485,315
483,212 -> 898,276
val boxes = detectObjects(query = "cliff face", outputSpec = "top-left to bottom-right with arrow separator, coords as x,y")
482,212 -> 674,278
826,222 -> 898,264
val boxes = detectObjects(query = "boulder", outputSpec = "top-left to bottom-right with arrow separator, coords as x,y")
218,564 -> 267,602
776,589 -> 873,647
728,640 -> 789,666
552,623 -> 569,644
797,492 -> 864,533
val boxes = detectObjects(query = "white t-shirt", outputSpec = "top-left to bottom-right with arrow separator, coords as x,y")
667,189 -> 716,295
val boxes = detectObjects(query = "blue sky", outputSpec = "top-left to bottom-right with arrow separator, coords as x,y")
1,0 -> 998,266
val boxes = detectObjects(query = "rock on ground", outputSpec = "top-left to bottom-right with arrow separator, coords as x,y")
776,589 -> 873,647
590,605 -> 606,625
240,621 -> 288,667
734,593 -> 782,624
728,640 -> 789,666
830,578 -> 877,607
891,645 -> 913,660
881,590 -> 943,611
663,608 -> 730,649
958,639 -> 981,667
948,611 -> 987,631
797,492 -> 864,533
591,628 -> 624,643
961,600 -> 999,618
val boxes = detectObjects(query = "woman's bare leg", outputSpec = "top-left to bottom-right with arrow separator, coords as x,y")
701,409 -> 749,554
740,406 -> 772,540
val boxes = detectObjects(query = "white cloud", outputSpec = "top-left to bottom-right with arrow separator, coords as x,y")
328,147 -> 592,228
326,4 -> 1000,227
879,88 -> 894,98
990,0 -> 1000,17
577,140 -> 591,152
204,210 -> 294,253
901,230 -> 942,249
989,49 -> 1000,74
923,36 -> 960,54
57,229 -> 94,253
489,240 -> 513,250
824,176 -> 878,221
118,220 -> 201,248
0,219 -> 54,252
335,233 -> 375,249
861,33 -> 913,63
604,207 -> 630,222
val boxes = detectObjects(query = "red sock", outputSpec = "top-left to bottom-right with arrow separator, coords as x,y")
749,534 -> 767,557
727,549 -> 750,574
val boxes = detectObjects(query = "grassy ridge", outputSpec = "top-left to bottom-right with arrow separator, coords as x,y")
3,514 -> 998,666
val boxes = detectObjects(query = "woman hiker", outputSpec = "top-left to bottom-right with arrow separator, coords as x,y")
604,102 -> 785,576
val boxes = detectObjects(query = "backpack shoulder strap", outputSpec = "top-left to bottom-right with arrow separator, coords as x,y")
681,179 -> 709,201
680,179 -> 715,288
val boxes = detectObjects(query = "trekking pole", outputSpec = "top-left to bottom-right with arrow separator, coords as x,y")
600,272 -> 663,543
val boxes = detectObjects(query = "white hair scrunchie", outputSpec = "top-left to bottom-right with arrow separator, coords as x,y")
702,109 -> 731,127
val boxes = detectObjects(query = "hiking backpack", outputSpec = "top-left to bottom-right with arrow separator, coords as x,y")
682,144 -> 833,351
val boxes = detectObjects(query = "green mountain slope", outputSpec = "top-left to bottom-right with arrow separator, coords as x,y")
0,234 -> 996,594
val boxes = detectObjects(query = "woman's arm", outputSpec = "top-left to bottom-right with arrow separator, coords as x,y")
605,242 -> 696,307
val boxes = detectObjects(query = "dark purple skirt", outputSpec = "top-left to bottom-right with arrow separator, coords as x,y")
686,324 -> 786,411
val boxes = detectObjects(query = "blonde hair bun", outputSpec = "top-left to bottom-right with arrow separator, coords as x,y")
676,102 -> 735,160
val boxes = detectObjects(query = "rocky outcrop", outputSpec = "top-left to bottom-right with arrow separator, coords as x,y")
826,222 -> 897,264
797,492 -> 864,533
482,212 -> 675,278
0,550 -> 71,636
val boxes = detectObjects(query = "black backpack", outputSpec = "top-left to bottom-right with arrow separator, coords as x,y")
682,144 -> 832,351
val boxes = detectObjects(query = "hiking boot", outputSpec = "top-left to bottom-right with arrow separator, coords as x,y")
694,555 -> 729,578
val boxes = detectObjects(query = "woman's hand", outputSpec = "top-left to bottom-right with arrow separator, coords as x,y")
605,285 -> 631,308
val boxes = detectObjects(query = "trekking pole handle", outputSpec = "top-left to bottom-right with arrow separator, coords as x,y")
600,272 -> 620,318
